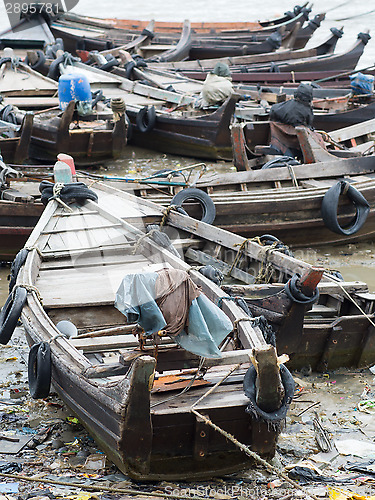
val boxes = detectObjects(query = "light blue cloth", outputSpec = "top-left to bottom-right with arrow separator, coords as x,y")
114,271 -> 233,358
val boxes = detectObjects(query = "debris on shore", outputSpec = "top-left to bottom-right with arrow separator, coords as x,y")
1,328 -> 375,500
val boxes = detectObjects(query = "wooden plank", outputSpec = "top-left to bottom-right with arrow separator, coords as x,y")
221,281 -> 369,296
328,118 -> 375,143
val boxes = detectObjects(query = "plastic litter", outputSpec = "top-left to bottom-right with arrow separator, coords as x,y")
0,482 -> 18,493
335,439 -> 375,457
328,486 -> 375,499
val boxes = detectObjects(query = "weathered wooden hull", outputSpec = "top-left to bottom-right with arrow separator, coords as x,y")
0,200 -> 42,260
155,26 -> 341,73
0,113 -> 33,164
23,323 -> 273,480
126,95 -> 237,160
222,282 -> 375,372
19,101 -> 127,165
59,7 -> 308,36
18,187 -> 294,480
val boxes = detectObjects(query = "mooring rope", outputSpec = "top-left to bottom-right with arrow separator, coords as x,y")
332,279 -> 375,330
0,472 -> 205,500
16,284 -> 43,304
190,410 -> 320,500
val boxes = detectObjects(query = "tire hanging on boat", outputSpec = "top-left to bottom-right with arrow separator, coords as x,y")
284,273 -> 319,304
243,364 -> 295,424
136,105 -> 156,133
170,187 -> 216,224
28,342 -> 51,399
47,55 -> 64,81
0,287 -> 27,345
24,50 -> 46,71
8,248 -> 29,292
321,180 -> 370,235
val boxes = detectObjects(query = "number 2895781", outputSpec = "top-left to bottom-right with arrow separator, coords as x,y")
5,2 -> 58,14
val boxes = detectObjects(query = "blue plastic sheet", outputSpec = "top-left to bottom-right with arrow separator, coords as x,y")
350,72 -> 374,95
114,271 -> 233,358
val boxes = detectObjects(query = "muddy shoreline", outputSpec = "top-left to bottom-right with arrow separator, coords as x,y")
1,326 -> 375,499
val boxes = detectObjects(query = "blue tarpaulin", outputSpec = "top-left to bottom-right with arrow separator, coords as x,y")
114,270 -> 233,358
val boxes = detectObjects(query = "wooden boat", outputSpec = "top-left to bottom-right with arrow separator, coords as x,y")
153,25 -> 343,73
0,14 -> 55,50
0,113 -> 33,164
180,31 -> 371,76
61,6 -> 309,36
0,164 -> 44,261
5,176 -> 375,380
236,96 -> 375,148
49,7 -> 312,59
13,182 -> 306,480
103,119 -> 375,247
49,17 -> 192,61
0,57 -> 128,164
45,59 -> 237,160
222,277 -> 375,372
7,100 -> 128,165
189,68 -> 373,88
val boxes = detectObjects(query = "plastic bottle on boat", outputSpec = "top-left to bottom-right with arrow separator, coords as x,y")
54,160 -> 72,184
57,153 -> 77,182
58,73 -> 92,115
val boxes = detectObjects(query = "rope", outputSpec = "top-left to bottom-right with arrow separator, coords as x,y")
50,182 -> 74,212
228,239 -> 251,275
25,246 -> 43,257
255,242 -> 279,284
16,284 -> 42,304
132,228 -> 159,255
190,410 -> 320,500
159,204 -> 178,227
150,357 -> 206,408
332,279 -> 375,330
317,130 -> 346,150
48,333 -> 68,344
287,163 -> 299,188
190,363 -> 242,409
233,317 -> 255,329
0,472 -> 204,500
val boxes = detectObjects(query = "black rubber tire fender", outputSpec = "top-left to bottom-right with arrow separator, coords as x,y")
170,187 -> 216,225
0,104 -> 17,124
30,50 -> 46,71
259,234 -> 281,245
28,342 -> 51,399
243,364 -> 295,423
136,105 -> 156,133
91,89 -> 103,108
321,180 -> 370,236
124,60 -> 136,79
284,273 -> 320,304
47,55 -> 64,81
0,287 -> 27,345
8,248 -> 29,292
99,57 -> 119,72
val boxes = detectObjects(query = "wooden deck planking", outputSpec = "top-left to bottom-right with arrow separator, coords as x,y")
37,261 -> 169,308
151,382 -> 249,414
94,190 -> 162,220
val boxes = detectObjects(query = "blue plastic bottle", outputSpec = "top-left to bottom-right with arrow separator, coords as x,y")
58,73 -> 92,112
